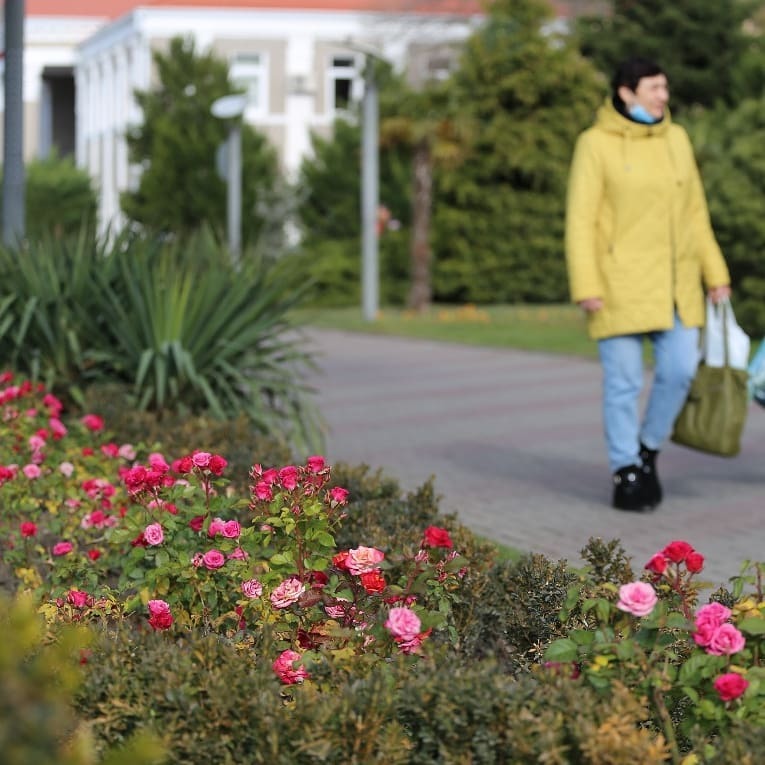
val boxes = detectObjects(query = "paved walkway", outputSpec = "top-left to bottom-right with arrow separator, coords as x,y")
306,328 -> 765,588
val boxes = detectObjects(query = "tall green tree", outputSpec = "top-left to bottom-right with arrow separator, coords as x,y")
122,36 -> 279,245
576,0 -> 765,112
431,0 -> 604,304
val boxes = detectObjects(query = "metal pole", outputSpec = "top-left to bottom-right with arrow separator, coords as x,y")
227,121 -> 242,264
361,59 -> 379,322
3,0 -> 26,246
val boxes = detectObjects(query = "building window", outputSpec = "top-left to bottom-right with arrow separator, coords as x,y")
327,54 -> 358,113
230,52 -> 268,114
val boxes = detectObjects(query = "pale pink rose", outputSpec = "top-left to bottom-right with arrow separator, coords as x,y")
207,518 -> 226,537
395,632 -> 428,654
384,606 -> 422,641
270,577 -> 306,608
616,582 -> 658,617
25,408 -> 37,418
52,541 -> 73,556
118,443 -> 137,460
202,549 -> 226,569
143,523 -> 164,546
192,451 -> 211,468
221,520 -> 241,538
28,434 -> 46,451
59,461 -> 75,477
191,552 -> 204,567
347,546 -> 385,575
148,452 -> 170,472
22,464 -> 41,480
241,578 -> 263,598
227,547 -> 249,561
324,601 -> 349,619
272,649 -> 309,684
49,417 -> 67,438
706,624 -> 746,656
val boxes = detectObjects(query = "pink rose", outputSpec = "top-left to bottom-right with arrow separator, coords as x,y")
148,452 -> 170,472
706,624 -> 746,656
270,577 -> 306,608
329,486 -> 349,505
644,553 -> 667,575
616,582 -> 658,617
52,541 -> 73,556
385,606 -> 422,641
207,517 -> 226,537
253,481 -> 273,501
279,465 -> 299,490
241,578 -> 263,598
67,589 -> 89,608
118,443 -> 136,460
227,547 -> 249,561
272,649 -> 309,684
147,599 -> 173,630
306,455 -> 326,473
693,602 -> 733,647
191,451 -> 211,468
714,673 -> 749,702
222,520 -> 241,538
22,464 -> 41,479
59,461 -> 75,477
202,549 -> 226,569
81,413 -> 104,432
143,523 -> 164,546
347,546 -> 385,575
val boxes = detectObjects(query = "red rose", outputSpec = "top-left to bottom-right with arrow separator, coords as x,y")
189,515 -> 205,532
685,551 -> 705,573
644,553 -> 667,575
208,454 -> 228,476
87,549 -> 101,561
20,521 -> 37,538
422,525 -> 454,549
360,569 -> 386,594
662,540 -> 693,563
332,550 -> 350,571
714,672 -> 749,702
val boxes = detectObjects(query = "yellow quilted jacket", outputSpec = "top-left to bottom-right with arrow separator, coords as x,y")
565,99 -> 730,340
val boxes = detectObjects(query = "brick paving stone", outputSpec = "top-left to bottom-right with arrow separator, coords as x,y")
304,328 -> 765,589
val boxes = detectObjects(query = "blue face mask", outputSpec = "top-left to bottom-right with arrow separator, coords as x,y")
628,103 -> 660,124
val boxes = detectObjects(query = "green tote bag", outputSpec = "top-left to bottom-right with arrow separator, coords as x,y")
671,302 -> 749,457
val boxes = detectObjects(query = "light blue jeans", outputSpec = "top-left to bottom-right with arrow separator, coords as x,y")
598,315 -> 699,473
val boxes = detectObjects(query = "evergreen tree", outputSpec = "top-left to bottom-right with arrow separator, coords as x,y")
432,0 -> 604,304
576,0 -> 765,112
122,36 -> 279,245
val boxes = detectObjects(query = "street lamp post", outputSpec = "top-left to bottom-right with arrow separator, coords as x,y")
211,93 -> 247,264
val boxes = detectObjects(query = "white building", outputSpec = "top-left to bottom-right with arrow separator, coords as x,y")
2,0 -> 597,231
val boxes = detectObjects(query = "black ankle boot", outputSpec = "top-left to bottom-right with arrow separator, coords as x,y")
612,464 -> 653,512
639,443 -> 662,507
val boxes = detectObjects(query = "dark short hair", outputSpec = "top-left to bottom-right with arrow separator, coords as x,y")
611,57 -> 665,97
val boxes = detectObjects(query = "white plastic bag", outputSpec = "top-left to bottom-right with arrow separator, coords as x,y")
748,337 -> 765,406
703,298 -> 750,370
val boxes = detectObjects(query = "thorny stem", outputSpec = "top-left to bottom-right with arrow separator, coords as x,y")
652,684 -> 680,764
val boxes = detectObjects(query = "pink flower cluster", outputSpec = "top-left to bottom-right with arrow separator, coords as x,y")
147,599 -> 173,630
645,539 -> 704,576
693,602 -> 746,656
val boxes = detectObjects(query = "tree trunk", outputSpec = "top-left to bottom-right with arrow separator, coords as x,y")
407,138 -> 433,312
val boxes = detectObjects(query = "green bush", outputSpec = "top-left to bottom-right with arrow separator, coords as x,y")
0,154 -> 97,241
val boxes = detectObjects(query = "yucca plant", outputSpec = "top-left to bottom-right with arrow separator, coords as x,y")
0,227 -> 109,396
0,228 -> 323,452
93,230 -> 324,451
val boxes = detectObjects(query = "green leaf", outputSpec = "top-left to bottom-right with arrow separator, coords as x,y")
543,639 -> 578,663
738,617 -> 765,635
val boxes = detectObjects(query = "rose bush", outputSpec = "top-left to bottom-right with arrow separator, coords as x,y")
0,372 -> 469,683
545,539 -> 765,762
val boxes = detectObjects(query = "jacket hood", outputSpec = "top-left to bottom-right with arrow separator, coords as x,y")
594,98 -> 672,138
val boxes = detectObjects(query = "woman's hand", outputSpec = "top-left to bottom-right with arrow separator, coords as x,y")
577,297 -> 604,313
707,285 -> 732,304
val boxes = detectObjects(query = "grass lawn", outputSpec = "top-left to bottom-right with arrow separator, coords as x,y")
295,303 -> 597,359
